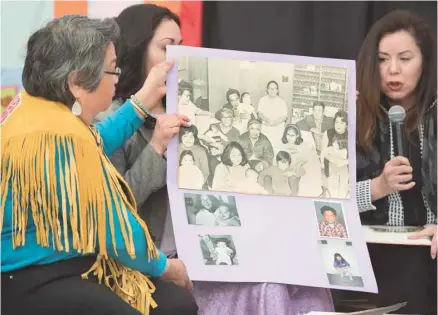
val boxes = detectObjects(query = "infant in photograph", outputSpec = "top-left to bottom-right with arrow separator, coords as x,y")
314,200 -> 349,239
317,239 -> 364,287
179,150 -> 205,189
198,235 -> 239,266
184,193 -> 241,227
235,168 -> 268,195
176,56 -> 351,200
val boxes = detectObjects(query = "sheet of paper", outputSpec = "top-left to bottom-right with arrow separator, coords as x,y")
166,45 -> 377,292
364,225 -> 432,246
307,302 -> 407,315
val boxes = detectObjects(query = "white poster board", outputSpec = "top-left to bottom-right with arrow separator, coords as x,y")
166,46 -> 378,293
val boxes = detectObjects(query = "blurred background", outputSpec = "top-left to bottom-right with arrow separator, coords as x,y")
1,1 -> 436,112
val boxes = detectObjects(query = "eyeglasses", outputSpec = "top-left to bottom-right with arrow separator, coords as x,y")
104,67 -> 121,82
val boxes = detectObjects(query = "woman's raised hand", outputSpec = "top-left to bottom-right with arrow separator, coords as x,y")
135,59 -> 175,112
371,156 -> 416,200
150,113 -> 190,156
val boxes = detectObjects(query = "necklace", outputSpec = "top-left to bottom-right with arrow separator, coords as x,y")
88,125 -> 101,145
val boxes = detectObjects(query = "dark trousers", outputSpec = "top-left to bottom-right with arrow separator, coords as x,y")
366,243 -> 437,315
335,243 -> 437,314
1,257 -> 198,315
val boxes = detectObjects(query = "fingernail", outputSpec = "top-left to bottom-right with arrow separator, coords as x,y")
432,254 -> 436,259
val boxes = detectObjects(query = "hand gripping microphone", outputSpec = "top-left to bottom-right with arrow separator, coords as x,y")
388,105 -> 407,157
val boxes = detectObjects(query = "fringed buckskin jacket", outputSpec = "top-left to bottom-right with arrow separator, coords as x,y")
1,91 -> 168,315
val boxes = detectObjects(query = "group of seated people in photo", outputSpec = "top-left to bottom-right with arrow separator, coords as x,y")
178,80 -> 350,199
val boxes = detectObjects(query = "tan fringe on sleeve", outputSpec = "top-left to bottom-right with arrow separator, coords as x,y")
1,131 -> 160,314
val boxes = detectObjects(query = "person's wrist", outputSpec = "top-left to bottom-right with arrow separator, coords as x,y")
149,137 -> 166,156
371,175 -> 389,201
161,258 -> 180,281
160,258 -> 173,279
130,102 -> 148,119
162,257 -> 170,274
135,87 -> 156,112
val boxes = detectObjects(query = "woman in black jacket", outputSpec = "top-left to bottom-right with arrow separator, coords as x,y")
355,10 -> 436,314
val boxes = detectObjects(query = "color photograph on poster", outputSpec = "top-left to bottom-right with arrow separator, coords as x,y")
317,239 -> 364,288
314,200 -> 349,239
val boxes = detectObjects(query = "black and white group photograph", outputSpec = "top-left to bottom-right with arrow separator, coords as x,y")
318,239 -> 364,288
177,56 -> 350,199
184,193 -> 241,227
199,234 -> 239,266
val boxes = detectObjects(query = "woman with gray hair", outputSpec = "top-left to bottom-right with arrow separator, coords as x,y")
1,15 -> 198,315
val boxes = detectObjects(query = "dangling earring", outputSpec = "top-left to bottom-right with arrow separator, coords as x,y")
71,99 -> 82,116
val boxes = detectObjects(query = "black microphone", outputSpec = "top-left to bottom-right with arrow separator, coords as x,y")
388,105 -> 407,157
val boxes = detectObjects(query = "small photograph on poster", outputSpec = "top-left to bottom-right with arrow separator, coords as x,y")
199,234 -> 239,266
185,193 -> 241,227
314,200 -> 349,239
318,239 -> 364,287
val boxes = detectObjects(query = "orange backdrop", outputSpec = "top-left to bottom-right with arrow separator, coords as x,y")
53,1 -> 203,47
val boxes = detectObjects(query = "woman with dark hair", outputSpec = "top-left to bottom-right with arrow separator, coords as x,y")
94,4 -> 185,252
355,10 -> 436,314
281,124 -> 304,146
212,141 -> 250,192
332,253 -> 353,281
194,195 -> 220,226
321,110 -> 349,198
279,124 -> 322,197
96,4 -> 334,315
178,125 -> 210,182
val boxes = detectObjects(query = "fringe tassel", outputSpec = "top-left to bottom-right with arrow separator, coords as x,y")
81,255 -> 158,314
1,132 -> 159,313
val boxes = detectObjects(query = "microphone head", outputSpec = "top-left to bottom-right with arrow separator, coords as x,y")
388,105 -> 406,123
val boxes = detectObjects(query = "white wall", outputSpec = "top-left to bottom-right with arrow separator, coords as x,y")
87,0 -> 143,19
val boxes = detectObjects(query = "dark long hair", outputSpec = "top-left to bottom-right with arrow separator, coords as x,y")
221,142 -> 248,167
281,124 -> 303,145
334,253 -> 347,264
195,195 -> 220,213
356,10 -> 437,152
114,4 -> 180,101
179,125 -> 201,146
